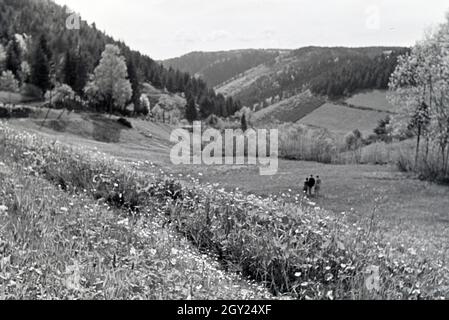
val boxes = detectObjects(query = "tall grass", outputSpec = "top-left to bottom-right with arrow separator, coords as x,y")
1,122 -> 448,299
276,123 -> 338,164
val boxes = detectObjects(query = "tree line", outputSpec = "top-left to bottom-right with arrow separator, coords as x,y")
232,47 -> 409,109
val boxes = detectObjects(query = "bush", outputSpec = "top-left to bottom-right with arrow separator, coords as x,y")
20,83 -> 43,100
45,84 -> 77,104
117,117 -> 133,128
0,71 -> 19,92
0,106 -> 32,118
277,123 -> 338,163
0,106 -> 8,118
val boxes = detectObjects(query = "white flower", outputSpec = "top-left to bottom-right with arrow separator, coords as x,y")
365,265 -> 381,292
0,205 -> 8,214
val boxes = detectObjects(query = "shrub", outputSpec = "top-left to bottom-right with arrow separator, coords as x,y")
0,106 -> 32,118
0,70 -> 19,92
277,123 -> 338,163
139,94 -> 150,115
117,117 -> 133,128
21,83 -> 43,100
0,106 -> 8,118
45,84 -> 77,105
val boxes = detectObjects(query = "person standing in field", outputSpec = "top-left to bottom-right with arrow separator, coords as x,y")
303,178 -> 309,194
315,176 -> 322,197
308,175 -> 316,196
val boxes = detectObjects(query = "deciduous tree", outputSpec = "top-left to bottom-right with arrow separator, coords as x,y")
86,44 -> 132,114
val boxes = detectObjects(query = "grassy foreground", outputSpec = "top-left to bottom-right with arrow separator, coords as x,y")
1,121 -> 448,299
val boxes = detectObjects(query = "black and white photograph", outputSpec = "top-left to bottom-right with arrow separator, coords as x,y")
0,0 -> 449,307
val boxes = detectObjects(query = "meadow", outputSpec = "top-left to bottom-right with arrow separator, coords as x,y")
299,102 -> 390,138
1,119 -> 449,299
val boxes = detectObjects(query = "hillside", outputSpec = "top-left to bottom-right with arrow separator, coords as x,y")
252,90 -> 325,125
0,0 -> 237,116
298,101 -> 391,138
162,49 -> 283,87
216,46 -> 408,109
3,107 -> 449,300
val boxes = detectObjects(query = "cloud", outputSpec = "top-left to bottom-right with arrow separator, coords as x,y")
203,30 -> 232,42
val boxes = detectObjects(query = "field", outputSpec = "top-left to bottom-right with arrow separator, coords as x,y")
252,91 -> 325,125
299,102 -> 391,138
6,110 -> 449,235
2,108 -> 449,299
345,90 -> 394,112
0,91 -> 40,105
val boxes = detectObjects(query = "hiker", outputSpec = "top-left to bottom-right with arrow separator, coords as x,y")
315,175 -> 322,197
303,178 -> 309,194
308,175 -> 316,196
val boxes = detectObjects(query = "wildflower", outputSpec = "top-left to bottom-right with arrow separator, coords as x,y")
0,205 -> 8,214
365,265 -> 380,292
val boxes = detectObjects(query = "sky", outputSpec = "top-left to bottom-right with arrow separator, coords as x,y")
54,0 -> 449,60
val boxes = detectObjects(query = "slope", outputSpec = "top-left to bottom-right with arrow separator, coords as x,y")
162,49 -> 283,87
216,46 -> 408,109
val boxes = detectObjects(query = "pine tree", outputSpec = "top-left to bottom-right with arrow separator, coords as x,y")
74,52 -> 89,95
185,95 -> 197,123
63,51 -> 77,89
31,35 -> 52,92
241,113 -> 248,132
126,59 -> 140,107
199,96 -> 214,119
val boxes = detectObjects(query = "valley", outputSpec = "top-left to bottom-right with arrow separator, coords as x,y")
1,0 -> 449,302
5,108 -> 449,263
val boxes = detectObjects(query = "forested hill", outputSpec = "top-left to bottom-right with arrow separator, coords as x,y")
215,46 -> 410,109
0,0 -> 241,116
162,49 -> 284,87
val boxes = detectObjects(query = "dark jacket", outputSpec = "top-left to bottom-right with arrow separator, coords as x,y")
308,178 -> 316,188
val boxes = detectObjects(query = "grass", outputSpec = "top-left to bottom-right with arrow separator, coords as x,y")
0,129 -> 271,300
299,102 -> 391,138
0,91 -> 38,105
215,64 -> 271,97
345,90 -> 394,112
1,121 -> 449,299
253,91 -> 325,125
